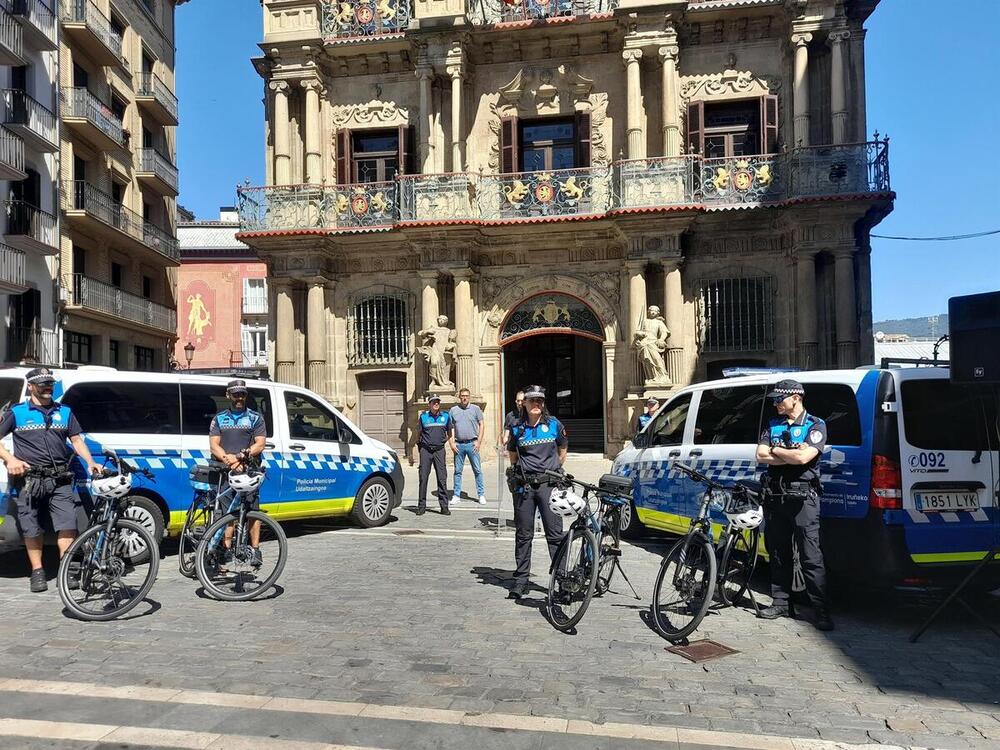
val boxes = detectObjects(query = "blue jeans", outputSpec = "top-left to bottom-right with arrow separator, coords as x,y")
453,442 -> 485,497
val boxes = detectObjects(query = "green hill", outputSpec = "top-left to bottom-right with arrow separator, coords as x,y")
873,314 -> 949,339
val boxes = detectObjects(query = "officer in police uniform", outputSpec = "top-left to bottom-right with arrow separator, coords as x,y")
506,385 -> 567,599
0,368 -> 101,592
635,397 -> 658,436
416,394 -> 451,516
755,379 -> 833,631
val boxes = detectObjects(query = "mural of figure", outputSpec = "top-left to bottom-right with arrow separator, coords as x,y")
187,293 -> 212,337
632,305 -> 671,385
418,315 -> 457,389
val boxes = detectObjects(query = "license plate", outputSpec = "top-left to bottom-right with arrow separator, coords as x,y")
914,491 -> 980,512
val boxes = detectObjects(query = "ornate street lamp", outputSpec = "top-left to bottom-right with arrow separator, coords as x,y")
183,341 -> 195,369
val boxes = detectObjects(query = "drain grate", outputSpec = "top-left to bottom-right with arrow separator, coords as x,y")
666,639 -> 739,663
392,529 -> 425,536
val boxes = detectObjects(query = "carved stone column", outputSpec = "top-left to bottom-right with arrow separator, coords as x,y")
626,260 -> 647,388
416,62 -> 435,173
419,270 -> 439,393
662,259 -> 684,383
274,279 -> 295,384
446,43 -> 465,172
659,44 -> 680,157
306,279 -> 327,394
791,33 -> 812,147
453,268 -> 475,392
828,30 -> 852,144
270,80 -> 291,185
622,48 -> 644,159
302,79 -> 323,184
834,248 -> 858,367
796,250 -> 819,369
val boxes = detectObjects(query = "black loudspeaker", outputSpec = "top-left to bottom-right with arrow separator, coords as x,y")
949,291 -> 1000,384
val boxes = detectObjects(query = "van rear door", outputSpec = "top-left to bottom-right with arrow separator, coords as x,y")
895,370 -> 999,565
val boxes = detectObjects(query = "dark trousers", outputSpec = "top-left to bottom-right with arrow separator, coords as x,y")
513,484 -> 564,583
765,490 -> 829,610
417,445 -> 448,510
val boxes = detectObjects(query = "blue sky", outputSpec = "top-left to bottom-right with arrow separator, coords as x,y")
175,0 -> 999,321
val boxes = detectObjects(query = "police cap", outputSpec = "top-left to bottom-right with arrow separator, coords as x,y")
226,379 -> 248,394
25,367 -> 56,386
767,379 -> 805,403
523,385 -> 546,400
426,394 -> 441,404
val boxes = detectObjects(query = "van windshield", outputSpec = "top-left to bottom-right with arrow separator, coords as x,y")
0,377 -> 23,409
901,380 -> 999,451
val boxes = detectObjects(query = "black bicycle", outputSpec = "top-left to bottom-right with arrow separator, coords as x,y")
651,462 -> 763,641
537,470 -> 640,632
57,453 -> 159,622
178,461 -> 231,578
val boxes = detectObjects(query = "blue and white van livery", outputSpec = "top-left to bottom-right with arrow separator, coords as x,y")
613,367 -> 1000,589
0,368 -> 404,547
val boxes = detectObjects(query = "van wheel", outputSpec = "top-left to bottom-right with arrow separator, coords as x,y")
117,496 -> 164,563
352,477 -> 393,528
620,496 -> 643,539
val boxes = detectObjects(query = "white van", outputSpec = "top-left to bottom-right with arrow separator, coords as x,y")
0,368 -> 404,550
613,366 -> 1000,589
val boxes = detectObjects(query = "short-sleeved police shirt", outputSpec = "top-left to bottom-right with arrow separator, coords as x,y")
209,408 -> 266,455
507,417 -> 568,473
637,413 -> 653,431
758,410 -> 827,483
418,410 -> 451,449
0,401 -> 82,467
503,410 -> 521,432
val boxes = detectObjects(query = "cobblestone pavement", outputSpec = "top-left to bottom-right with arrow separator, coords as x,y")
0,461 -> 998,749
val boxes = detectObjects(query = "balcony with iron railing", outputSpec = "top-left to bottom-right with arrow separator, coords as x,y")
0,241 -> 27,294
6,326 -> 58,364
5,198 -> 58,254
61,87 -> 125,152
321,0 -> 410,42
237,139 -> 891,234
64,274 -> 177,335
242,293 -> 268,315
0,125 -> 25,180
136,148 -> 179,196
469,0 -> 619,26
230,350 -> 268,368
1,88 -> 58,152
11,0 -> 58,51
134,72 -> 178,126
62,181 -> 180,264
0,2 -> 24,65
61,0 -> 123,67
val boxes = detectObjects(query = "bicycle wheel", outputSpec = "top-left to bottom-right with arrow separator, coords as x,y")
58,519 -> 159,622
546,526 -> 598,632
178,494 -> 214,578
718,527 -> 761,608
595,507 -> 621,597
195,510 -> 287,601
651,535 -> 716,641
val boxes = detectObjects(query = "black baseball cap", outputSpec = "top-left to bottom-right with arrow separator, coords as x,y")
226,379 -> 248,394
767,379 -> 805,403
25,367 -> 55,386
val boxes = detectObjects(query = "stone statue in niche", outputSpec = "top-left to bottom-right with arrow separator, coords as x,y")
632,305 -> 671,385
418,315 -> 457,390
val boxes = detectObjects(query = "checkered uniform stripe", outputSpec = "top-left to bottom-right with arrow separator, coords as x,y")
13,423 -> 56,432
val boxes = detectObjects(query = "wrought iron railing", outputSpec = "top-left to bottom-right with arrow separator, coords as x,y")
64,274 -> 177,333
1,88 -> 57,146
398,173 -> 478,223
479,166 -> 610,220
5,199 -> 57,247
612,156 -> 697,210
472,0 -> 618,24
61,0 -> 122,60
231,350 -> 268,367
237,182 -> 398,232
11,0 -> 57,48
0,125 -> 24,173
0,241 -> 26,288
61,87 -> 125,146
0,2 -> 23,59
698,153 -> 782,207
242,293 -> 268,315
787,139 -> 890,198
137,147 -> 179,192
63,181 -> 180,262
321,0 -> 410,39
135,71 -> 179,123
6,326 -> 57,364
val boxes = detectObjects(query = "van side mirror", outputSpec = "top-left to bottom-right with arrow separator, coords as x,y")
633,431 -> 649,449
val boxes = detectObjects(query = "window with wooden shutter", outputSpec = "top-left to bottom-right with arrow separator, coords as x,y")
501,116 -> 518,174
686,101 -> 704,155
575,111 -> 591,167
336,129 -> 351,184
398,124 -> 415,175
760,95 -> 778,154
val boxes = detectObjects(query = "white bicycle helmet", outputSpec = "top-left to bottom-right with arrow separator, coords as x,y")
548,488 -> 587,518
725,504 -> 764,530
90,472 -> 133,500
228,470 -> 265,493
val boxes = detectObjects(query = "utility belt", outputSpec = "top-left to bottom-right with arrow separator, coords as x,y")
505,466 -> 560,494
763,475 -> 822,498
419,443 -> 445,452
11,463 -> 74,508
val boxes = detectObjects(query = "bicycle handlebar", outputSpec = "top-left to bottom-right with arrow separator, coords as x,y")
102,451 -> 155,481
526,469 -> 628,501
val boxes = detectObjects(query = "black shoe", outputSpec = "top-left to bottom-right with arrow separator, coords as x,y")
440,507 -> 451,516
29,569 -> 47,593
415,507 -> 426,516
815,609 -> 834,631
507,580 -> 527,600
758,605 -> 791,620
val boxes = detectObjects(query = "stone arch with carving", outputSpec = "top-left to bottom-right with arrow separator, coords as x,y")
480,273 -> 621,347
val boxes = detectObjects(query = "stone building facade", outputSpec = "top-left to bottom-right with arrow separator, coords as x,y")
238,0 -> 893,456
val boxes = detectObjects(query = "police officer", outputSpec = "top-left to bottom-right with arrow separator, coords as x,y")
416,394 -> 451,516
0,368 -> 101,592
506,385 -> 567,600
755,379 -> 833,631
636,397 -> 658,435
209,380 -> 267,563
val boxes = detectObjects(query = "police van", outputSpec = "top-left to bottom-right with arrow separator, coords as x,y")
0,368 -> 404,549
613,366 -> 1000,589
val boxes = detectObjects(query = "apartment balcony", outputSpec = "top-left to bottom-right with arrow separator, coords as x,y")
475,0 -> 618,25
6,325 -> 58,365
0,3 -> 24,65
0,242 -> 27,294
230,350 -> 268,368
135,148 -> 179,197
242,294 -> 268,315
62,181 -> 180,265
11,0 -> 58,51
64,274 -> 177,335
238,140 -> 891,233
61,87 -> 126,152
0,126 -> 25,180
5,199 -> 58,255
134,72 -> 178,126
321,0 -> 410,43
60,0 -> 123,67
2,89 -> 58,152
